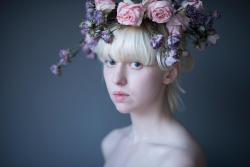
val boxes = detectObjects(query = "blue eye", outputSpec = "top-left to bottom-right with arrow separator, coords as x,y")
130,62 -> 143,70
104,59 -> 116,67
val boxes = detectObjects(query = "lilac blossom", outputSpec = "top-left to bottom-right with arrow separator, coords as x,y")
85,51 -> 97,59
85,0 -> 95,20
101,30 -> 113,43
58,49 -> 71,65
81,43 -> 92,55
207,34 -> 219,45
164,55 -> 179,67
186,5 -> 211,28
87,38 -> 98,51
167,35 -> 181,49
81,28 -> 88,36
50,64 -> 62,76
185,5 -> 198,19
85,0 -> 95,11
94,10 -> 104,25
81,41 -> 97,59
80,21 -> 92,35
150,34 -> 165,49
168,49 -> 179,58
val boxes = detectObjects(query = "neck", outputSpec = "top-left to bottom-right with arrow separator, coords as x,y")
129,93 -> 175,142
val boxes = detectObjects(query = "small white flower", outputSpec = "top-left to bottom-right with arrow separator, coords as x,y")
165,56 -> 179,67
207,34 -> 220,45
168,49 -> 178,57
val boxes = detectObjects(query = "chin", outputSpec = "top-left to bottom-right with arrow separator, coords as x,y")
114,104 -> 133,114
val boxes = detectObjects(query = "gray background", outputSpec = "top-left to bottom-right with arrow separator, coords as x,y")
1,0 -> 249,166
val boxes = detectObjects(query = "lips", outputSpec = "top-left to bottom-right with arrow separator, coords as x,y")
112,91 -> 129,102
113,91 -> 129,96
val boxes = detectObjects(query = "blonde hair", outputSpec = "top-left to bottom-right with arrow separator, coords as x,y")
95,21 -> 193,113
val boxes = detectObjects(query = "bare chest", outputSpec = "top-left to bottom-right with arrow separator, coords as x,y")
104,139 -> 176,167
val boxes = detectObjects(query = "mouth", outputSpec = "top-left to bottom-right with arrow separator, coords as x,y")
113,91 -> 129,96
112,91 -> 129,102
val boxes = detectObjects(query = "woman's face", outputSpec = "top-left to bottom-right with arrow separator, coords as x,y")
103,58 -> 167,114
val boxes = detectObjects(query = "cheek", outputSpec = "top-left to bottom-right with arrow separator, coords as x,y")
130,71 -> 164,102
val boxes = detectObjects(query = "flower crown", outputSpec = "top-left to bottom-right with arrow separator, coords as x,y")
50,0 -> 220,76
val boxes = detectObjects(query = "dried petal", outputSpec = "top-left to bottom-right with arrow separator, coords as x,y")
150,34 -> 164,49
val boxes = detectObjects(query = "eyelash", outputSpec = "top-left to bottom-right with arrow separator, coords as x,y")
130,62 -> 143,70
104,60 -> 143,69
104,59 -> 116,67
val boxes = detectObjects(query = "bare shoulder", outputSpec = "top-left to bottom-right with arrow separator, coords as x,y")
161,146 -> 207,167
162,120 -> 207,167
101,126 -> 130,160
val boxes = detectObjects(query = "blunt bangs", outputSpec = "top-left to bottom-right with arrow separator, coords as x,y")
95,25 -> 157,65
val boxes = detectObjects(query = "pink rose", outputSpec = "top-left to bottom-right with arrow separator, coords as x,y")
181,0 -> 203,10
117,2 -> 146,26
166,14 -> 190,34
147,0 -> 173,23
95,0 -> 116,14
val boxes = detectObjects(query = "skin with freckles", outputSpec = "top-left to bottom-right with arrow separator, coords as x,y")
101,59 -> 207,167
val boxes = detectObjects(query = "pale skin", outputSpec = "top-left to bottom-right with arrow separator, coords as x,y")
101,58 -> 207,167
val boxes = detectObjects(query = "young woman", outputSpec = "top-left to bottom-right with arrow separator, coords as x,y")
95,21 -> 207,167
51,0 -> 220,166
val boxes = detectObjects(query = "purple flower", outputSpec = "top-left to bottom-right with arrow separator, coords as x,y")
185,5 -> 197,18
81,28 -> 88,36
196,14 -> 208,26
168,49 -> 179,58
207,34 -> 219,45
81,41 -> 97,59
94,10 -> 104,25
86,12 -> 94,20
186,5 -> 213,29
85,0 -> 95,20
167,35 -> 181,49
101,30 -> 113,43
86,51 -> 97,59
85,20 -> 94,28
164,55 -> 179,67
50,64 -> 62,76
85,0 -> 95,10
58,49 -> 71,65
81,43 -> 92,55
86,39 -> 98,51
150,34 -> 164,49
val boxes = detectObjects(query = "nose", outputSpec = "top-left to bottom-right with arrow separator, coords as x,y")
112,63 -> 127,86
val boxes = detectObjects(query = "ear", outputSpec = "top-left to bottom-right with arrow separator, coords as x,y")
162,63 -> 180,85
